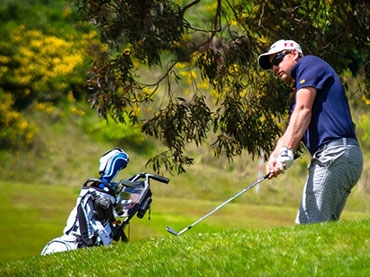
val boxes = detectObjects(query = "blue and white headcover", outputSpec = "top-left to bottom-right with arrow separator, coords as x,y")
99,148 -> 129,183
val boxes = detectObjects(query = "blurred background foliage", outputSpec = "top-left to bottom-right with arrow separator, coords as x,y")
0,0 -> 369,175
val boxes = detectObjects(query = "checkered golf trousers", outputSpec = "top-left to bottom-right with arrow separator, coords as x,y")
296,139 -> 363,224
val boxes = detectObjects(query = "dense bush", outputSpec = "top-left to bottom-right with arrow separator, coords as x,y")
0,0 -> 100,150
0,25 -> 94,107
0,91 -> 38,150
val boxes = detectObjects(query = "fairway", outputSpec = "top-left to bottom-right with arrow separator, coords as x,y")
1,181 -> 369,262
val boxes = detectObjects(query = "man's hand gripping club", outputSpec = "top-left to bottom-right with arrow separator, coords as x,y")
277,146 -> 294,170
267,146 -> 295,178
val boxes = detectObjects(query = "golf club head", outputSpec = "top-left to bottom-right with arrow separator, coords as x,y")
166,226 -> 179,236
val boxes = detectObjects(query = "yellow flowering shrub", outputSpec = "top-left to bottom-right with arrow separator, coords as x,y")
9,25 -> 91,100
0,91 -> 38,149
33,102 -> 56,115
0,24 -> 100,148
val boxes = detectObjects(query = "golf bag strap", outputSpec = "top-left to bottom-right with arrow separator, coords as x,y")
77,196 -> 95,247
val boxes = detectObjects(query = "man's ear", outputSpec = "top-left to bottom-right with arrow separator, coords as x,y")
292,49 -> 301,61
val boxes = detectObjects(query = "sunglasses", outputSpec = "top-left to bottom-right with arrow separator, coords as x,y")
271,51 -> 291,66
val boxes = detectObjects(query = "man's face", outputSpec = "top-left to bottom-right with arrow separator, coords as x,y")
269,50 -> 297,83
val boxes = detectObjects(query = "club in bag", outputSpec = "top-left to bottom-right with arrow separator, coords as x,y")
166,173 -> 270,236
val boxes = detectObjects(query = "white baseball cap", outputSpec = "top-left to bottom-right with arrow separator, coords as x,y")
258,39 -> 303,70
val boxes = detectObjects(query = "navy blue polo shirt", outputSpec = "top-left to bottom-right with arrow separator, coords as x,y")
290,55 -> 356,155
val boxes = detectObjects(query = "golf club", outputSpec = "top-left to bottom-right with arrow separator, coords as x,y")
166,172 -> 270,236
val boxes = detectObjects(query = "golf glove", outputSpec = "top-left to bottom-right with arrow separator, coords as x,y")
276,146 -> 294,171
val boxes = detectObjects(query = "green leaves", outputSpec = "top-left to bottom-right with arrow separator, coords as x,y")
143,95 -> 211,174
73,0 -> 370,174
74,0 -> 184,66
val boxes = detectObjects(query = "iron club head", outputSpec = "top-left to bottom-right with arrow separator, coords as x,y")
166,226 -> 179,236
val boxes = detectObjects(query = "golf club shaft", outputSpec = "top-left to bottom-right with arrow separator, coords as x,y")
168,173 -> 269,236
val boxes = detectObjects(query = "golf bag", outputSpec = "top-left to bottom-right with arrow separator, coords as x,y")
41,148 -> 169,255
110,172 -> 169,242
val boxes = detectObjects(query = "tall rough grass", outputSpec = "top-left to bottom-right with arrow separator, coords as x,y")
1,220 -> 370,276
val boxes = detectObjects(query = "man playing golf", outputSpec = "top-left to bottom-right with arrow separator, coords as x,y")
258,39 -> 363,224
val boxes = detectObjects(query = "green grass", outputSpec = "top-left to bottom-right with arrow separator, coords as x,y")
1,180 -> 369,263
1,220 -> 370,276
